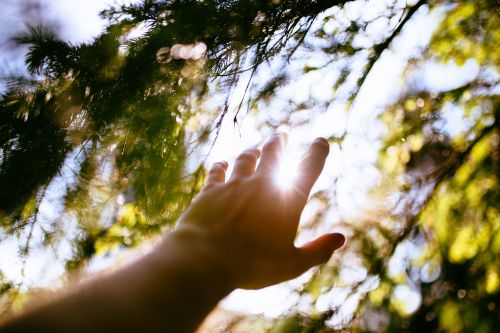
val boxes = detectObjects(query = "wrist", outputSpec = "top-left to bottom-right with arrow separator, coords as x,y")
156,226 -> 238,294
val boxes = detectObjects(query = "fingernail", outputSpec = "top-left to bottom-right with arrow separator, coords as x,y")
314,137 -> 328,144
332,233 -> 345,250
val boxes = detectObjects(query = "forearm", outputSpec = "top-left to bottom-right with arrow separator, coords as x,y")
0,134 -> 345,332
0,229 -> 235,333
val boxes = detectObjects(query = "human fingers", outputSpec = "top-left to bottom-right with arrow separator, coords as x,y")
256,132 -> 288,176
205,161 -> 228,187
229,148 -> 260,180
295,137 -> 330,197
293,232 -> 345,274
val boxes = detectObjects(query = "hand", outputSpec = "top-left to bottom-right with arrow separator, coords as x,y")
174,133 -> 345,289
0,133 -> 346,333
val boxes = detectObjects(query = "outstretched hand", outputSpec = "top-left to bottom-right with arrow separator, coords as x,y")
175,133 -> 345,289
0,133 -> 346,333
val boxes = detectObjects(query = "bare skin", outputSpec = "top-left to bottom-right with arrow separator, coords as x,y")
0,133 -> 345,333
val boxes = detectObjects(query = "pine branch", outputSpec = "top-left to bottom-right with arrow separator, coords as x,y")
348,0 -> 428,106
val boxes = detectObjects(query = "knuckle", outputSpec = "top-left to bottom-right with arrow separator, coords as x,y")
227,177 -> 243,186
209,165 -> 225,173
237,152 -> 257,162
251,174 -> 269,189
203,183 -> 215,190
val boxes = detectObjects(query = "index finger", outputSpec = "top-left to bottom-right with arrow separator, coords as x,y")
294,137 -> 330,196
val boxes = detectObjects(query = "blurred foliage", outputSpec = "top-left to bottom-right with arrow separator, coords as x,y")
364,1 -> 500,331
0,0 -> 499,332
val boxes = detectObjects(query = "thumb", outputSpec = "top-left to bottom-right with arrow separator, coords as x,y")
295,233 -> 345,272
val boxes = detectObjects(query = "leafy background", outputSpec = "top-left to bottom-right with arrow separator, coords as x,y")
0,0 -> 499,331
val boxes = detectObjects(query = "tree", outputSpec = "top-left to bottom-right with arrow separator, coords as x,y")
0,0 -> 498,331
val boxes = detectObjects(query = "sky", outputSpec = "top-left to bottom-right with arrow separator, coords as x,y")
0,0 -> 478,323
0,0 -> 129,91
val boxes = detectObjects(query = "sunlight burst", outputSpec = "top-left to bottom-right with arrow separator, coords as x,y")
273,154 -> 301,190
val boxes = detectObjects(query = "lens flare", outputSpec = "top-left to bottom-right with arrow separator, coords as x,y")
273,154 -> 300,190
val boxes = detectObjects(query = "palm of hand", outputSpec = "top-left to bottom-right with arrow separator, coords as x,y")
178,134 -> 344,289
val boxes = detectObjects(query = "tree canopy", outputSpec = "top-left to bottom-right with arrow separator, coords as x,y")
0,0 -> 499,331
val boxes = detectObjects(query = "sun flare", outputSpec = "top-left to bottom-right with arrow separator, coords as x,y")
273,154 -> 300,190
